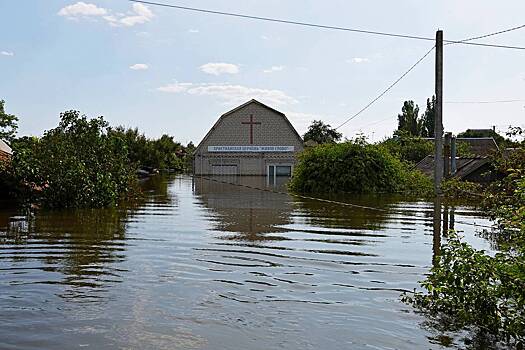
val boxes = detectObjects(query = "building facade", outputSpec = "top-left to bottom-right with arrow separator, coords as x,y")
194,100 -> 304,176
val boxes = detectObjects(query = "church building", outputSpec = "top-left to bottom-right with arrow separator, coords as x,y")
194,99 -> 304,177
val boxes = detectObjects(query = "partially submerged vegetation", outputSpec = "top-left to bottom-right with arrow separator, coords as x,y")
0,105 -> 193,209
289,137 -> 433,195
404,130 -> 525,347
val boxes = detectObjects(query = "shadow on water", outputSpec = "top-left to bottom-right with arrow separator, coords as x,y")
193,176 -> 295,241
0,174 -> 496,350
0,175 -> 176,299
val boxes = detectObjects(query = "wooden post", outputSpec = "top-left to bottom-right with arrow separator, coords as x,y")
434,30 -> 444,194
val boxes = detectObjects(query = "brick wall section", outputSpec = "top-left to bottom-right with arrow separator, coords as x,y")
195,101 -> 304,175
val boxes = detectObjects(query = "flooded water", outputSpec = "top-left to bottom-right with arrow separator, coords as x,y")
0,175 -> 494,349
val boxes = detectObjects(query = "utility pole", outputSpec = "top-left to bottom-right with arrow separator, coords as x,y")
434,30 -> 444,195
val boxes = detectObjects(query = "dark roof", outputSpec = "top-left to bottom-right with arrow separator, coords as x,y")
415,155 -> 491,180
423,137 -> 499,156
456,137 -> 499,156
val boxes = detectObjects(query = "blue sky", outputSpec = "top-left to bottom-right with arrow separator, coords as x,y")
1,0 -> 524,145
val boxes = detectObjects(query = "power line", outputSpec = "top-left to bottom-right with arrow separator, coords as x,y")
445,99 -> 525,104
127,0 -> 525,50
446,24 -> 525,46
335,45 -> 435,130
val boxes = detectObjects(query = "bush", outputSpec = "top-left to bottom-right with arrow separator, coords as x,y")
5,111 -> 138,208
403,233 -> 525,346
405,141 -> 525,347
289,138 -> 432,195
381,133 -> 433,163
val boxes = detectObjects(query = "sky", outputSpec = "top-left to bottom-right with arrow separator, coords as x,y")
1,0 -> 524,145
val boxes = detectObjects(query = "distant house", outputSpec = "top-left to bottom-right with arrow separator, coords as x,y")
416,156 -> 497,183
456,137 -> 499,156
423,137 -> 499,157
0,140 -> 12,162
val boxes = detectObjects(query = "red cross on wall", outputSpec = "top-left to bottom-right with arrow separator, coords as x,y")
241,114 -> 261,144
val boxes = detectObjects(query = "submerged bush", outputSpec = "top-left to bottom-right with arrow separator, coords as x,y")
289,139 -> 432,195
405,142 -> 525,347
380,133 -> 433,163
5,111 -> 138,208
403,233 -> 525,346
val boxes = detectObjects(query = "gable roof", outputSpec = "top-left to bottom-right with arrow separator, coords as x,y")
195,99 -> 303,153
0,140 -> 12,155
415,155 -> 491,180
423,137 -> 499,156
456,137 -> 499,156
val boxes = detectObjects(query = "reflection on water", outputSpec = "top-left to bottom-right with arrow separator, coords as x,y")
0,175 -> 495,349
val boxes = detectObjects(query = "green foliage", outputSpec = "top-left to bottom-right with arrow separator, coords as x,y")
5,111 -> 138,208
458,128 -> 517,149
405,139 -> 525,347
0,99 -> 18,142
441,178 -> 483,200
403,233 -> 525,346
109,127 -> 188,171
421,96 -> 435,138
303,120 -> 342,144
396,97 -> 435,138
289,138 -> 432,195
397,101 -> 421,137
381,132 -> 433,163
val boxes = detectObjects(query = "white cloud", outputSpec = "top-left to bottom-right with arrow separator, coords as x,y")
200,63 -> 239,76
157,82 -> 297,107
261,35 -> 270,40
263,65 -> 285,73
188,29 -> 199,33
129,63 -> 149,70
104,4 -> 154,27
58,2 -> 107,17
157,82 -> 193,93
348,57 -> 370,64
58,2 -> 153,27
1,51 -> 14,56
284,111 -> 331,134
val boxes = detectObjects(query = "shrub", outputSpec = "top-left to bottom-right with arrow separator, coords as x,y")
381,133 -> 433,163
403,233 -> 525,346
6,111 -> 138,208
289,138 -> 432,195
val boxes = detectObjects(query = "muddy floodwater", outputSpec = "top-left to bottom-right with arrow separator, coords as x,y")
0,175 -> 495,349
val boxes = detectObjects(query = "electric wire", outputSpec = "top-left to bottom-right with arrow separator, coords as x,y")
194,175 -> 497,229
127,0 -> 525,50
445,99 -> 525,104
334,45 -> 435,130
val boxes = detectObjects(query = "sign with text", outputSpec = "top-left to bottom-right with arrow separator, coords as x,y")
208,145 -> 295,153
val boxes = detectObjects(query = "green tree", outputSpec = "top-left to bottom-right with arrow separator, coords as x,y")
421,96 -> 435,137
303,120 -> 342,144
8,111 -> 138,208
396,101 -> 421,137
0,100 -> 18,142
457,128 -> 510,148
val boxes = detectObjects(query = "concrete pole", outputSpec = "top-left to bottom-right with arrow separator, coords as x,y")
434,30 -> 444,194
